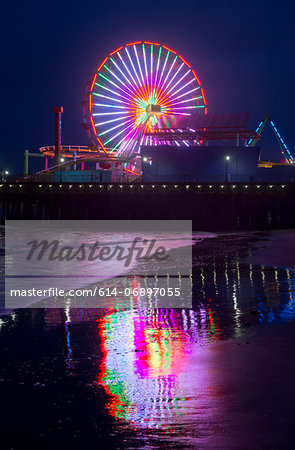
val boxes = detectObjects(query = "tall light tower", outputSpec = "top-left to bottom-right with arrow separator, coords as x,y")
53,106 -> 63,166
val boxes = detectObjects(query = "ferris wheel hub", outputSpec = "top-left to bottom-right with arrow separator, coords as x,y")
146,104 -> 162,114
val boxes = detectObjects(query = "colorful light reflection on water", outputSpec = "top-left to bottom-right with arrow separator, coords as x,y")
96,308 -> 217,429
91,262 -> 295,430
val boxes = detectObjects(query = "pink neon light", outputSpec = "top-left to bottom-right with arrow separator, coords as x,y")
97,57 -> 108,73
192,70 -> 201,85
97,136 -> 107,153
162,45 -> 177,54
89,94 -> 92,112
179,54 -> 191,68
201,87 -> 207,105
110,46 -> 123,55
126,41 -> 142,46
90,73 -> 97,91
90,116 -> 107,153
90,115 -> 96,134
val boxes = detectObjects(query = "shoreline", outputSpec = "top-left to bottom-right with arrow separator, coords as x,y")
1,229 -> 295,317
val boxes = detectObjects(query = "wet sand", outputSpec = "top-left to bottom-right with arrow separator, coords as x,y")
196,321 -> 295,448
1,311 -> 294,448
245,229 -> 295,269
0,230 -> 295,448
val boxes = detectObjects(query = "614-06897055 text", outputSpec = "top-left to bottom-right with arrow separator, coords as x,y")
10,286 -> 182,298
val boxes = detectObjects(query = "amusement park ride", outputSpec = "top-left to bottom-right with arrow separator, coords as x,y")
24,41 -> 295,181
247,112 -> 295,167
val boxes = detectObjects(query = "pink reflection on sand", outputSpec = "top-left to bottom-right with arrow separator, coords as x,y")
96,308 -> 219,430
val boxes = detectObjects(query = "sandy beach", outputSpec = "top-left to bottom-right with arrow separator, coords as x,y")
0,230 -> 295,448
245,229 -> 295,269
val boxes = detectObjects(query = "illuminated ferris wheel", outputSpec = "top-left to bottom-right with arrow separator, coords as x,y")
84,41 -> 207,156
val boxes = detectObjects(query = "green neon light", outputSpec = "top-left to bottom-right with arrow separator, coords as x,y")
164,50 -> 170,66
99,73 -> 111,82
151,45 -> 153,77
103,65 -> 112,73
112,142 -> 120,150
157,46 -> 162,64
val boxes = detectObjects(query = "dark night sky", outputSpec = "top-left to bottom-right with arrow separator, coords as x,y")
1,0 -> 295,173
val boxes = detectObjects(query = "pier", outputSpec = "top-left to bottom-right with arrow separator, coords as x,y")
1,182 -> 294,230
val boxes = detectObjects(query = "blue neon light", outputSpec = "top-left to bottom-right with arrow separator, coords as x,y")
247,121 -> 263,147
270,121 -> 295,162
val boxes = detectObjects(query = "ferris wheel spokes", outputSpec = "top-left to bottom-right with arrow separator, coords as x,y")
85,41 -> 207,155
